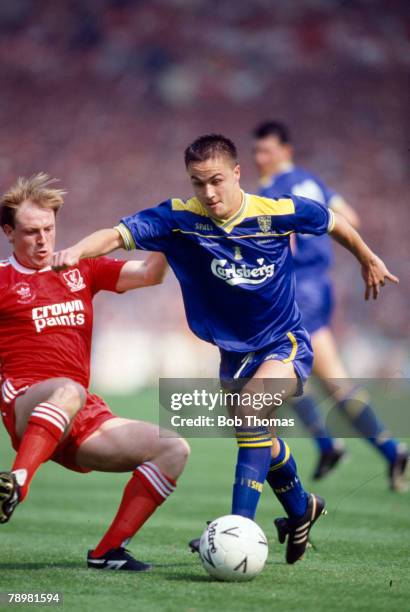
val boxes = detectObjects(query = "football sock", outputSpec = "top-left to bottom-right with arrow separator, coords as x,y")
337,389 -> 399,463
12,402 -> 69,501
232,427 -> 272,519
293,394 -> 336,453
91,462 -> 176,558
266,437 -> 308,520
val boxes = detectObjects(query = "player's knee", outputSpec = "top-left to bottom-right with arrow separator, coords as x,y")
161,437 -> 190,476
48,379 -> 86,419
173,437 -> 190,468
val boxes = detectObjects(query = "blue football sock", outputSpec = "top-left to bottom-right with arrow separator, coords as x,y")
337,389 -> 399,464
293,394 -> 336,453
266,437 -> 308,520
232,427 -> 272,519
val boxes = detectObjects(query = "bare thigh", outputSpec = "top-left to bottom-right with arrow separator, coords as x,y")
247,359 -> 298,399
14,377 -> 86,439
76,417 -> 178,472
241,360 -> 297,456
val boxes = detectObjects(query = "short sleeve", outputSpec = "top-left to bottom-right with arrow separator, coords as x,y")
87,257 -> 126,295
277,195 -> 335,235
116,200 -> 173,252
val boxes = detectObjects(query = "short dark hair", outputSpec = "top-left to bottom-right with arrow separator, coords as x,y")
252,121 -> 291,144
184,134 -> 238,167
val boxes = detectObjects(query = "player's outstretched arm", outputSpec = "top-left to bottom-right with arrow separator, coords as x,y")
116,253 -> 168,292
53,228 -> 123,269
329,212 -> 399,300
329,195 -> 360,229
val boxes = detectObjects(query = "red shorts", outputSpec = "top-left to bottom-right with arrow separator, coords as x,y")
0,378 -> 117,473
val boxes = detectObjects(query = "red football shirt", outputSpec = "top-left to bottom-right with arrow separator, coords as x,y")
0,254 -> 126,388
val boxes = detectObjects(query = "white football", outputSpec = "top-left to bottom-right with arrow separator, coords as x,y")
199,515 -> 269,581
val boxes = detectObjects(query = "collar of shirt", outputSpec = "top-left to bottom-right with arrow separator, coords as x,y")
9,253 -> 51,275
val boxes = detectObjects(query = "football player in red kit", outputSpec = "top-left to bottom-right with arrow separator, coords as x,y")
0,173 -> 190,571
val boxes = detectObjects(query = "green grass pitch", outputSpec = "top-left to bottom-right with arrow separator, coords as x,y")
0,388 -> 408,611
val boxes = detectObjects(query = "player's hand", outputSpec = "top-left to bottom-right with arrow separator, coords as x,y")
52,248 -> 81,271
361,255 -> 399,300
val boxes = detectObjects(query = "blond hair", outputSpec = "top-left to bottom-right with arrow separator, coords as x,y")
0,173 -> 66,228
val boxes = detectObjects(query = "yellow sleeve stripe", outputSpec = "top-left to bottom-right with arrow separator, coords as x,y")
114,223 -> 136,251
269,442 -> 291,471
327,209 -> 336,233
282,331 -> 298,364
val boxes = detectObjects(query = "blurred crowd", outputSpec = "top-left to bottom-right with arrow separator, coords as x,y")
0,0 -> 408,387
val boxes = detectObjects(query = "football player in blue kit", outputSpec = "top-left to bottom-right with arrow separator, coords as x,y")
253,120 -> 408,489
53,134 -> 399,562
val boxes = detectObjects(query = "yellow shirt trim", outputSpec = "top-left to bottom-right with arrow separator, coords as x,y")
171,229 -> 221,238
212,191 -> 248,233
170,192 -> 295,234
245,194 -> 295,217
171,197 -> 208,217
233,230 -> 294,240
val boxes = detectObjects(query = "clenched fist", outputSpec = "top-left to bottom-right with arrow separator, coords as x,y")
52,248 -> 81,271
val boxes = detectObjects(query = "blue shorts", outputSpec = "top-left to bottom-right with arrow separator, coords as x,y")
219,328 -> 313,397
295,274 -> 334,335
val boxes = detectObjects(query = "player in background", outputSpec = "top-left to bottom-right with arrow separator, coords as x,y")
53,135 -> 399,563
253,121 -> 408,489
0,173 -> 190,571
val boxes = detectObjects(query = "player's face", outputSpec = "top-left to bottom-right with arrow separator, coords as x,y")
188,156 -> 242,220
4,200 -> 56,269
253,136 -> 291,177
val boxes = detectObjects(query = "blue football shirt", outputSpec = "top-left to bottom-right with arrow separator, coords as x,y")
259,166 -> 339,276
116,192 -> 334,351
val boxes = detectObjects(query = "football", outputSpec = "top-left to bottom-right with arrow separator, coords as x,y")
198,515 -> 269,581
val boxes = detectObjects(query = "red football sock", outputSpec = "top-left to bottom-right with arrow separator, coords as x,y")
91,462 -> 176,558
12,402 -> 69,501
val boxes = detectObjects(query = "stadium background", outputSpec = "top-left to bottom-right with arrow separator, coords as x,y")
0,0 -> 408,393
0,2 -> 409,610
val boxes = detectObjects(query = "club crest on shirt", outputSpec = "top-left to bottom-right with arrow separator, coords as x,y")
233,246 -> 243,261
257,215 -> 272,233
62,268 -> 86,292
13,282 -> 36,304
